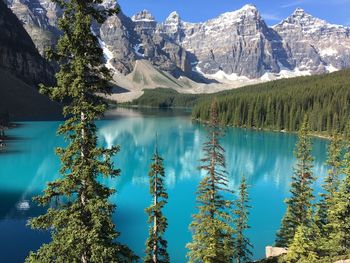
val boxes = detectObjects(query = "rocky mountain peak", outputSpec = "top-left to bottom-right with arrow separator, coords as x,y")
165,11 -> 181,25
293,7 -> 307,16
100,0 -> 119,9
280,7 -> 327,28
214,3 -> 262,26
132,9 -> 155,22
234,4 -> 260,18
240,4 -> 258,12
6,0 -> 350,87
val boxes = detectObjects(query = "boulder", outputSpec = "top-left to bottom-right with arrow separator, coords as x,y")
265,246 -> 287,258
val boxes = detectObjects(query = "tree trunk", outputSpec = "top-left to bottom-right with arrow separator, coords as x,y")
80,111 -> 87,206
153,170 -> 158,263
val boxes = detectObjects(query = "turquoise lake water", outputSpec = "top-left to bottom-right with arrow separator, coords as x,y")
0,108 -> 328,262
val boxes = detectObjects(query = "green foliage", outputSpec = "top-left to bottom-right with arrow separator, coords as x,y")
233,176 -> 253,263
282,223 -> 319,263
193,70 -> 350,134
276,117 -> 316,247
316,134 -> 344,255
26,0 -> 136,262
326,140 -> 350,256
187,100 -> 235,263
144,144 -> 169,263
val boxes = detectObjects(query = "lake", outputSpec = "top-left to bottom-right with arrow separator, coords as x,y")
0,108 -> 328,262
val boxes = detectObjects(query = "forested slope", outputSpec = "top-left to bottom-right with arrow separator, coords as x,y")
192,69 -> 350,133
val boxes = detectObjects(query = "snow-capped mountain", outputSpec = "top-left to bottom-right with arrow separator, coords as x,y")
6,1 -> 350,84
273,8 -> 350,74
158,4 -> 289,79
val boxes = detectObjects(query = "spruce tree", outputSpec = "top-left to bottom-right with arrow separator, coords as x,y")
327,140 -> 350,256
276,116 -> 316,247
187,100 -> 235,263
26,1 -> 136,262
282,223 -> 319,263
144,140 -> 169,263
233,176 -> 253,263
316,133 -> 343,255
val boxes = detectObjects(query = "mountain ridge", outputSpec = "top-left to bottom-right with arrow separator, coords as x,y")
5,1 -> 350,101
0,0 -> 61,119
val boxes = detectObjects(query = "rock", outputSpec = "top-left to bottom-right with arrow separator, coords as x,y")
0,0 -> 53,85
0,1 -> 62,119
273,8 -> 350,75
334,260 -> 350,263
6,1 -> 350,83
265,246 -> 288,258
6,0 -> 61,55
159,4 -> 286,78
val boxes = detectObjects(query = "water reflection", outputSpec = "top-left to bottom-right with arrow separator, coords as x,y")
98,109 -> 328,193
0,108 -> 328,262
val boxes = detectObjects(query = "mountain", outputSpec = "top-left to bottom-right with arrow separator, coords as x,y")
6,0 -> 61,55
1,0 -> 54,85
158,5 -> 286,79
97,7 -> 193,78
158,4 -> 350,80
6,1 -> 350,98
273,8 -> 350,74
0,0 -> 61,119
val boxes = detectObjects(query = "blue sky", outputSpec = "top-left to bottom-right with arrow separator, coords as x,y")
117,0 -> 350,26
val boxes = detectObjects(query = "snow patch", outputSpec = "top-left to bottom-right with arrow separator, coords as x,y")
132,18 -> 155,22
195,62 -> 313,85
326,64 -> 339,73
133,44 -> 145,57
195,65 -> 251,83
98,38 -> 115,70
319,47 -> 338,57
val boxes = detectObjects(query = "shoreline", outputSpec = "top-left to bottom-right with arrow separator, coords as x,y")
192,118 -> 332,141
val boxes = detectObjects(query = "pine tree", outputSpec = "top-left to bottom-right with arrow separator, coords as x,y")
144,140 -> 169,263
233,176 -> 253,263
316,133 -> 343,255
282,222 -> 319,263
187,100 -> 235,263
327,140 -> 350,256
26,1 -> 136,262
276,116 -> 316,247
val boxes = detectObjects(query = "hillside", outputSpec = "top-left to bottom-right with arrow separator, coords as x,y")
0,70 -> 61,120
0,1 -> 61,120
130,69 -> 350,134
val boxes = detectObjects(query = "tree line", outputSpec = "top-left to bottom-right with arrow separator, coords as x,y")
129,70 -> 350,136
192,71 -> 350,134
23,0 -> 350,262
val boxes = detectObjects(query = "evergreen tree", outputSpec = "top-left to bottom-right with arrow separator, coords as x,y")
144,140 -> 169,263
316,133 -> 343,254
187,100 -> 235,263
26,1 -> 136,262
282,222 -> 319,263
276,116 -> 316,247
233,176 -> 253,263
327,140 -> 350,256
